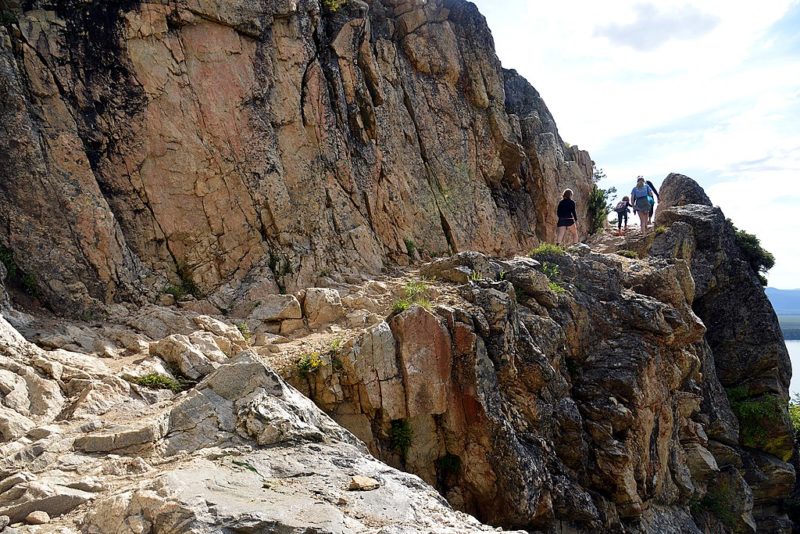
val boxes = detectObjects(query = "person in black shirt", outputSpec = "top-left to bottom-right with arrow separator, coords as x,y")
556,189 -> 578,246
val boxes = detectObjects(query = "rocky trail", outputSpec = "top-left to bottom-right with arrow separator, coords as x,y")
0,270 -> 519,533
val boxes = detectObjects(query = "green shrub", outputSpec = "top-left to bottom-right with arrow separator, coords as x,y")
540,261 -> 560,280
393,299 -> 411,313
789,394 -> 800,437
530,243 -> 564,257
404,238 -> 417,258
616,250 -> 639,259
236,322 -> 251,342
655,225 -> 667,235
0,245 -> 16,279
727,220 -> 775,286
297,352 -> 325,377
404,280 -> 429,299
392,279 -> 431,313
548,281 -> 565,294
726,387 -> 786,448
389,419 -> 413,458
128,373 -> 183,393
164,284 -> 187,299
587,184 -> 613,235
322,0 -> 345,12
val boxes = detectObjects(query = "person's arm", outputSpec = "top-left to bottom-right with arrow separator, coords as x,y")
572,201 -> 578,222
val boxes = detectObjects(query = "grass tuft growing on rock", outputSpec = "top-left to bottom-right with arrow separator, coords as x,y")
537,261 -> 566,294
548,281 -> 565,294
530,243 -> 564,257
236,322 -> 251,342
128,373 -> 183,393
616,250 -> 639,259
392,280 -> 431,313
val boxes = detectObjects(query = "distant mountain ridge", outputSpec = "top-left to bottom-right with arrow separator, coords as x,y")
767,288 -> 800,315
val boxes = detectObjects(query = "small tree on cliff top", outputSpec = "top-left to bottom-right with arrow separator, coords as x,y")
586,166 -> 617,235
727,219 -> 775,286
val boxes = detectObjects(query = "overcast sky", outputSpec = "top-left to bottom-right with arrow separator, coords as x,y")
471,0 -> 800,289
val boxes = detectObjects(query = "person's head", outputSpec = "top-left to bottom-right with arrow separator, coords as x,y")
562,189 -> 573,200
622,195 -> 629,202
636,176 -> 645,186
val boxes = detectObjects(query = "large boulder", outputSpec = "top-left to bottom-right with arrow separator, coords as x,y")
657,172 -> 713,214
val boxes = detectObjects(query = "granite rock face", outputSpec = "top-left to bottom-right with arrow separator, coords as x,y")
288,178 -> 795,533
292,249 -> 720,531
653,173 -> 795,532
0,0 -> 593,316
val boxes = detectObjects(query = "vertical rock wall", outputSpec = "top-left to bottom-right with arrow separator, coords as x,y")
0,0 -> 594,315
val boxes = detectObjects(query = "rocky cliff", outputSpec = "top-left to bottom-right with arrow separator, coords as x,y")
285,175 -> 795,532
0,0 -> 593,317
0,176 -> 793,533
0,0 -> 794,532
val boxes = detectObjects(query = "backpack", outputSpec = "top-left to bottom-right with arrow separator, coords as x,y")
615,200 -> 628,212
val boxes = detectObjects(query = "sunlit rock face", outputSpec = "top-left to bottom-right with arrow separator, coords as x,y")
291,177 -> 795,533
0,0 -> 592,316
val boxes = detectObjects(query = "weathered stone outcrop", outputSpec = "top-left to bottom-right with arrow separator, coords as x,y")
0,0 -> 593,316
653,173 -> 795,531
289,248 -> 730,532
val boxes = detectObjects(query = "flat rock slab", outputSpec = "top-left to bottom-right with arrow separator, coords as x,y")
0,482 -> 93,523
74,419 -> 167,453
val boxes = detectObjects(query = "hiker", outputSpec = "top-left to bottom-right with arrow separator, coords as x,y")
614,196 -> 632,235
556,189 -> 578,246
646,179 -> 660,225
630,176 -> 654,235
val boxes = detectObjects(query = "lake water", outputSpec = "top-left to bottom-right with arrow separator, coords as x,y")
789,340 -> 800,397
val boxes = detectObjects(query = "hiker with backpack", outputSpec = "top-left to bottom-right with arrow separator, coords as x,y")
556,189 -> 579,246
614,196 -> 632,235
630,176 -> 655,235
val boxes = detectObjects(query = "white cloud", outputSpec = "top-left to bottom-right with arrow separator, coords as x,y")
595,4 -> 720,52
472,0 -> 800,287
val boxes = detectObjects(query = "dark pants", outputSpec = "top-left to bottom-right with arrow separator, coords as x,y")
617,211 -> 628,229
